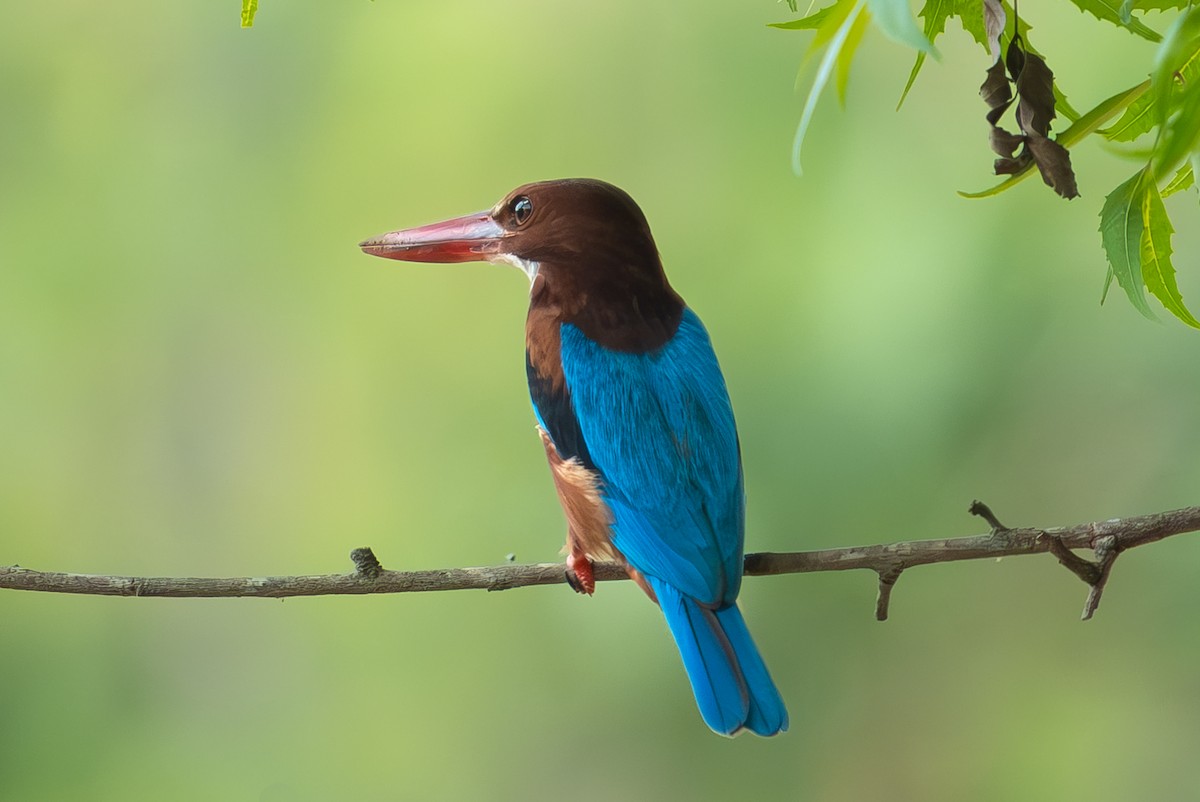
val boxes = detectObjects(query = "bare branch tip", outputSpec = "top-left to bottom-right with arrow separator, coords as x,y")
874,567 -> 903,622
1040,532 -> 1122,620
349,547 -> 384,579
969,499 -> 1008,533
1081,535 -> 1122,620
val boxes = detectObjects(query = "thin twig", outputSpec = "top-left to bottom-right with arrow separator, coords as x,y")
1082,535 -> 1121,620
1043,535 -> 1102,586
874,568 -> 903,621
968,499 -> 1008,532
2,505 -> 1198,620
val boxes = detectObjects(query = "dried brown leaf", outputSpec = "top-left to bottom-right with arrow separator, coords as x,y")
1013,50 -> 1058,137
995,152 -> 1033,174
981,60 -> 1014,124
980,32 -> 1078,199
989,125 -> 1025,157
983,0 -> 1006,61
1026,135 -> 1079,198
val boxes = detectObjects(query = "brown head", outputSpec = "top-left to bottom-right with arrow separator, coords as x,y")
359,179 -> 684,351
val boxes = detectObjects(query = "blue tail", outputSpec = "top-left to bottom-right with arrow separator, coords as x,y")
648,576 -> 788,737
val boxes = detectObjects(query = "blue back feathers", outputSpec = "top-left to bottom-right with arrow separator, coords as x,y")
533,307 -> 788,736
558,308 -> 743,606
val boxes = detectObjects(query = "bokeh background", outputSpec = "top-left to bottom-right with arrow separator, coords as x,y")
2,1 -> 1198,800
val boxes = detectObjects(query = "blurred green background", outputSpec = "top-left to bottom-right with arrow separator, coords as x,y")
2,1 -> 1198,800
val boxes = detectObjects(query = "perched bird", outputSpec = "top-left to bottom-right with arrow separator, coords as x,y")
359,179 -> 787,736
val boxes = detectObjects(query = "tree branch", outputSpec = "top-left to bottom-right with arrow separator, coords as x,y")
3,504 -> 1197,621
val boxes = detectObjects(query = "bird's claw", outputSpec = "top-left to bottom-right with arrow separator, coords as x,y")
565,553 -> 595,595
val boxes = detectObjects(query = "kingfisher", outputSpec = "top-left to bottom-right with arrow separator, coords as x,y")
359,179 -> 788,736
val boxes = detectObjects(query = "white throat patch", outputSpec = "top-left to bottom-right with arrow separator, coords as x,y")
489,252 -> 541,285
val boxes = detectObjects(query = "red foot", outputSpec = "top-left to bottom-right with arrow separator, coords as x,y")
565,553 -> 595,595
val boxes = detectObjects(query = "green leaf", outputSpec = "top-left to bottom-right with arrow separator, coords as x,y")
794,0 -> 858,61
1154,75 -> 1200,176
899,54 -> 930,109
837,8 -> 873,102
770,4 -> 840,29
780,0 -> 856,91
792,0 -> 869,174
1104,39 -> 1200,142
1161,162 -> 1195,196
1064,0 -> 1161,42
1131,0 -> 1195,13
961,80 -> 1150,198
1104,91 -> 1163,143
1151,7 -> 1200,125
1102,264 -> 1116,303
1145,8 -> 1200,179
1099,166 -> 1157,319
957,4 -> 1080,121
1054,86 -> 1081,123
241,0 -> 258,28
898,0 -> 954,108
955,0 -> 994,50
1140,178 -> 1200,327
866,0 -> 936,53
1151,14 -> 1200,175
901,0 -> 1018,108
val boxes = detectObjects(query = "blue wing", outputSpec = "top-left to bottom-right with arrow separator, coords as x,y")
556,308 -> 743,606
532,307 -> 787,736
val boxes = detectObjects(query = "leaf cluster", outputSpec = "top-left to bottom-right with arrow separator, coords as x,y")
774,0 -> 1200,329
980,10 -> 1078,199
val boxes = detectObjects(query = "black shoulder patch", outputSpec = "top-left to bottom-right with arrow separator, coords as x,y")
526,350 -> 596,472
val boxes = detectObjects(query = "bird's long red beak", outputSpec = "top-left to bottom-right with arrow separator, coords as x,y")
358,211 -> 506,263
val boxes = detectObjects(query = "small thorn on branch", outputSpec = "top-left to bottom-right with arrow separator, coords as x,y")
1041,533 -> 1123,620
1082,535 -> 1121,621
875,567 -> 903,621
350,547 -> 384,579
969,499 -> 1008,532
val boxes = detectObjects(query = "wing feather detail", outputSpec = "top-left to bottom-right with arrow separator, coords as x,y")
558,308 -> 744,606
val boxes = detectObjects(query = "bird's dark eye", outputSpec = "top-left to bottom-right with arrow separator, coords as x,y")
512,196 -> 533,225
